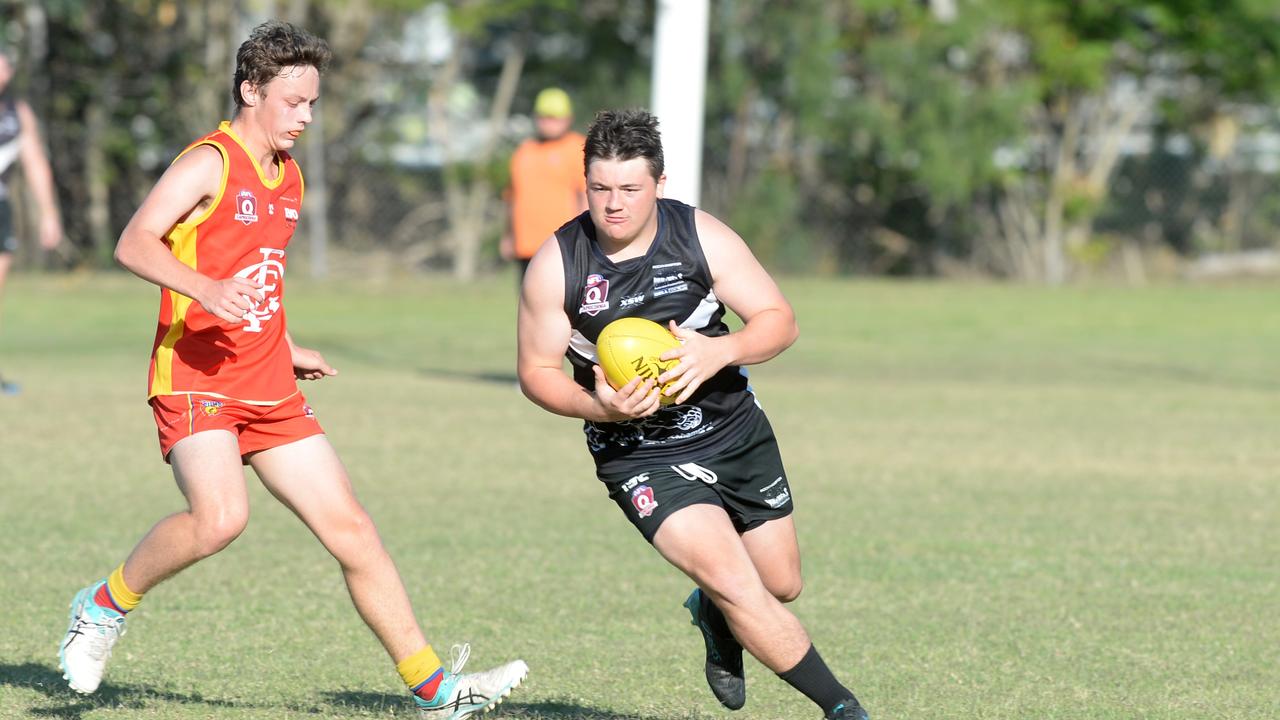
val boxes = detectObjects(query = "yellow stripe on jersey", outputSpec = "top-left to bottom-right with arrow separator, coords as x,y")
149,223 -> 201,397
171,140 -> 230,228
151,139 -> 231,398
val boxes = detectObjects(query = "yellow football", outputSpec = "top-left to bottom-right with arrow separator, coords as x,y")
596,317 -> 682,405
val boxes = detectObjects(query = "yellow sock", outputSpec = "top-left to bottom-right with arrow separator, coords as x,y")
106,564 -> 143,612
397,645 -> 445,700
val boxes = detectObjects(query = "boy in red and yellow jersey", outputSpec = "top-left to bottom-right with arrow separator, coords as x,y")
57,21 -> 526,719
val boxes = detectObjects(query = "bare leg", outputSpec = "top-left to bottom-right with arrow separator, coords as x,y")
742,515 -> 803,603
248,434 -> 426,662
0,252 -> 11,298
654,504 -> 811,673
122,430 -> 251,592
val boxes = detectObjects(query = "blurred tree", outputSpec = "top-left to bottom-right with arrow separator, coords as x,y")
702,0 -> 1031,275
976,0 -> 1280,282
9,0 -> 1278,280
702,0 -> 1280,281
430,1 -> 652,279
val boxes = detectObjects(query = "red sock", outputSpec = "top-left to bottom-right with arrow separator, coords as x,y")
93,583 -> 127,614
413,668 -> 445,701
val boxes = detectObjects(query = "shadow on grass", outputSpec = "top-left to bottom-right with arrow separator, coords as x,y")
5,663 -> 690,720
416,366 -> 518,386
305,336 -> 518,387
503,700 -> 687,720
322,691 -> 684,719
0,662 -> 244,719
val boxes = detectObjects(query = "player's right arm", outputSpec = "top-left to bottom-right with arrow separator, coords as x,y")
517,236 -> 659,422
114,145 -> 262,324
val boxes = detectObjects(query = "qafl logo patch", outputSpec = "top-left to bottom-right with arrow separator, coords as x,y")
234,189 -> 259,225
199,399 -> 223,416
578,273 -> 610,316
630,484 -> 659,518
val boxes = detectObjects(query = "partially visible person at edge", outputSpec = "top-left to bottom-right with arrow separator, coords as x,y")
56,21 -> 527,719
500,86 -> 586,286
0,49 -> 63,395
516,108 -> 870,720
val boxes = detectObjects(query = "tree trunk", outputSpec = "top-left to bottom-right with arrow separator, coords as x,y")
454,38 -> 525,281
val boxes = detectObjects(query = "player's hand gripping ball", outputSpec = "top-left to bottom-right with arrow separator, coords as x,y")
596,317 -> 683,405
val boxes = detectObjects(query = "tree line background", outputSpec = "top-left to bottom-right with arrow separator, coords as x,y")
3,0 -> 1279,283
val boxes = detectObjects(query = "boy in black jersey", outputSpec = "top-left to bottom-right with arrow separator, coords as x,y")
517,109 -> 868,720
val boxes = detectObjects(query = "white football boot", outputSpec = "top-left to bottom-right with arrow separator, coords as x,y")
414,644 -> 528,719
58,580 -> 127,694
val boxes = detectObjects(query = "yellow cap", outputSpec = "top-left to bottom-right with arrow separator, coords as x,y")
534,87 -> 573,118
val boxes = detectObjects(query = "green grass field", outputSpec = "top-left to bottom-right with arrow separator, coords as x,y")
1,273 -> 1277,719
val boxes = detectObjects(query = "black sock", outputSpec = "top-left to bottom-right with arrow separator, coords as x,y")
778,644 -> 858,715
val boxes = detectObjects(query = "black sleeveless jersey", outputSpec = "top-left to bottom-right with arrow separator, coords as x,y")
556,198 -> 763,473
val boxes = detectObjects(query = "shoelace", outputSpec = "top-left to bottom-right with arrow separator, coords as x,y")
449,643 -> 470,675
74,614 -> 126,660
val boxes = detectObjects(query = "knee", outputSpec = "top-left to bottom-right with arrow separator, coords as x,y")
771,576 -> 803,604
324,507 -> 384,562
192,508 -> 249,558
700,574 -> 769,616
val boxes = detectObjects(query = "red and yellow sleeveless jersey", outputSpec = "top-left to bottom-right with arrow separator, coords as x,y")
147,121 -> 304,405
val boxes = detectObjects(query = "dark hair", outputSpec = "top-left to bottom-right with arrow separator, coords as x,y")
584,109 -> 664,181
232,21 -> 332,108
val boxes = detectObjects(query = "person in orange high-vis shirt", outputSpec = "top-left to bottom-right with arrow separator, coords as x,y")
501,87 -> 587,285
56,21 -> 527,719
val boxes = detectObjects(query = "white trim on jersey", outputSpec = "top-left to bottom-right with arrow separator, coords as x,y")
568,329 -> 598,364
677,287 -> 720,332
0,138 -> 20,180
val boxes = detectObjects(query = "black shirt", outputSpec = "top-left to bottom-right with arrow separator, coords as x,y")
556,198 -> 762,473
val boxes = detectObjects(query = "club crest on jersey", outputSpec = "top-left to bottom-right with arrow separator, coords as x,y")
235,248 -> 285,333
234,189 -> 259,225
579,273 -> 610,316
631,484 -> 658,518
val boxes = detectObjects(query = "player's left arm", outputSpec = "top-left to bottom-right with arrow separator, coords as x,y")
284,330 -> 337,381
658,209 -> 798,404
16,101 -> 63,249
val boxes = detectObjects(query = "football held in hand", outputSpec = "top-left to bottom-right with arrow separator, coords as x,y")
596,317 -> 682,405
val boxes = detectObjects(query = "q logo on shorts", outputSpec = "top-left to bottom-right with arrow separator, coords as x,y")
631,484 -> 659,518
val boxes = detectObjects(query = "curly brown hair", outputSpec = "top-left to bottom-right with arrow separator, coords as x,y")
232,21 -> 331,108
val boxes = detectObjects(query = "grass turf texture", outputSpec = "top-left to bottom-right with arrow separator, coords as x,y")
1,273 -> 1277,719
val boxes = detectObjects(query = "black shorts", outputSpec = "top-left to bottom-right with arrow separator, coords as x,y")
0,199 -> 14,254
599,410 -> 794,543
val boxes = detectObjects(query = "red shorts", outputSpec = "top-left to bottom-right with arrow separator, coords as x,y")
150,392 -> 325,463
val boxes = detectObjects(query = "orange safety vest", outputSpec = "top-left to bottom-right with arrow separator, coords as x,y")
509,131 -> 586,259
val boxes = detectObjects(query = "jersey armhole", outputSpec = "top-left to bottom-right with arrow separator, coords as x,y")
170,140 -> 230,230
687,206 -> 716,286
557,230 -> 578,318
